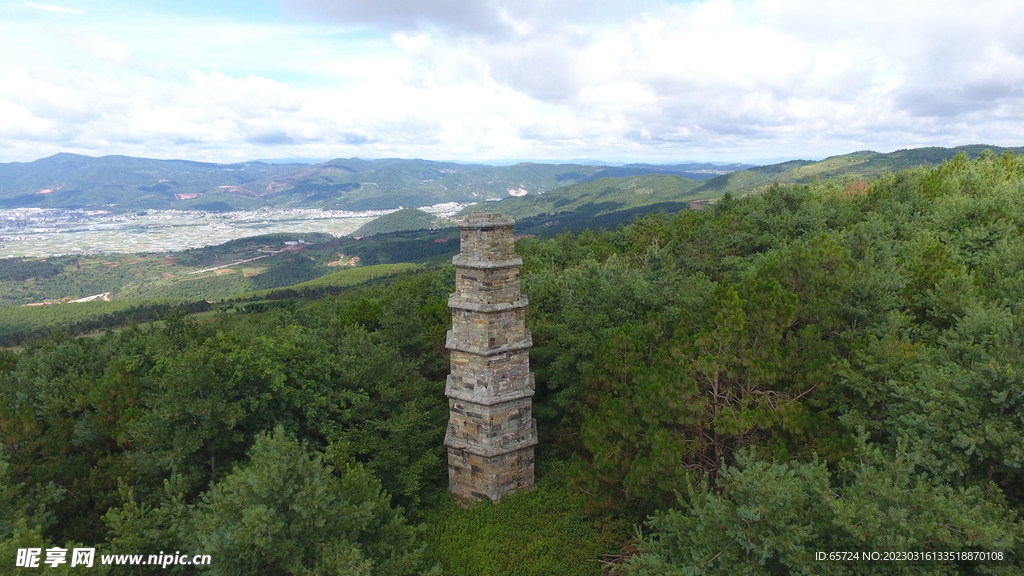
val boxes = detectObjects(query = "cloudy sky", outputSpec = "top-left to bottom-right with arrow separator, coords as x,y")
1,0 -> 1022,164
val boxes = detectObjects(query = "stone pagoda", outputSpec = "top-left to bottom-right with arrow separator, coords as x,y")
444,212 -> 536,502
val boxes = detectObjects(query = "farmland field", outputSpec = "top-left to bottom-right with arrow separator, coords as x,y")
0,204 -> 467,258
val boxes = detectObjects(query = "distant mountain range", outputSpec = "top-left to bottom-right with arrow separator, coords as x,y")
0,154 -> 754,213
3,146 -> 1021,216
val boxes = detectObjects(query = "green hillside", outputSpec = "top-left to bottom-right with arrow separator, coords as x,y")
0,154 -> 613,212
0,233 -> 334,306
457,174 -> 703,220
688,144 -> 1024,196
459,146 -> 1024,223
685,159 -> 815,195
0,263 -> 423,345
9,145 -> 1024,310
352,208 -> 454,237
251,158 -> 478,210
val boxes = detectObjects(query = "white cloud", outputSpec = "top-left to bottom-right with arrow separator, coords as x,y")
74,34 -> 130,64
344,0 -> 1024,157
1,0 -> 1023,162
280,0 -> 605,39
21,1 -> 82,14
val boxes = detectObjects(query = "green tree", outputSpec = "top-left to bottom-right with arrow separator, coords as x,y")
572,279 -> 821,513
622,447 -> 1023,576
190,428 -> 428,575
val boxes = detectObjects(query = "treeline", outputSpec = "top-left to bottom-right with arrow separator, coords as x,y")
0,258 -> 62,282
4,151 -> 1024,574
0,299 -> 211,346
230,263 -> 420,303
349,232 -> 460,265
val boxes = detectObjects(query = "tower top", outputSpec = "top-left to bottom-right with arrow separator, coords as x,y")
459,212 -> 515,229
454,212 -> 520,268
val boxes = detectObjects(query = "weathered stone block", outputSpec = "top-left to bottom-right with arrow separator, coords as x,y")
445,398 -> 536,455
448,308 -> 530,352
454,266 -> 523,303
454,213 -> 518,262
447,446 -> 536,502
446,349 -> 533,404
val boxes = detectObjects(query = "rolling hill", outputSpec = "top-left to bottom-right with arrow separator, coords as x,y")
352,208 -> 454,237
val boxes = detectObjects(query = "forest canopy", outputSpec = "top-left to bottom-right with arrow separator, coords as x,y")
3,150 -> 1024,574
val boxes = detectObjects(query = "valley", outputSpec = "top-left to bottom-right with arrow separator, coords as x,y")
0,203 -> 467,258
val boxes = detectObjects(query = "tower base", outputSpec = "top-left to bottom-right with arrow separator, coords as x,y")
447,446 -> 535,502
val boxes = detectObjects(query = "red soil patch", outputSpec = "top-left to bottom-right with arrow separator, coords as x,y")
842,179 -> 871,197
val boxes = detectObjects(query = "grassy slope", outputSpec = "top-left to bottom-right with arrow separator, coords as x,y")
422,461 -> 627,576
686,160 -> 815,196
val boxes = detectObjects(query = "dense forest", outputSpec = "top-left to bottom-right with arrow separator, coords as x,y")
3,151 -> 1024,574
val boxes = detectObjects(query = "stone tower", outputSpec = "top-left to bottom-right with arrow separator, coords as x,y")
445,212 -> 536,502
